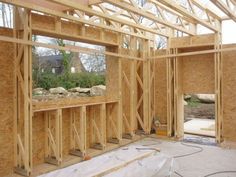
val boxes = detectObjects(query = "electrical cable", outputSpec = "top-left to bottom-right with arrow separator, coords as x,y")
174,170 -> 184,177
203,171 -> 236,177
172,142 -> 236,177
173,142 -> 203,159
171,142 -> 203,177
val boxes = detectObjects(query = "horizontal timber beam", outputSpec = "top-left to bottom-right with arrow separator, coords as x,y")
149,47 -> 236,59
88,0 -> 102,5
46,0 -> 169,37
0,35 -> 145,61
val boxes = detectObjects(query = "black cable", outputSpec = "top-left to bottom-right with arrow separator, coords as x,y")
203,171 -> 236,177
173,142 -> 203,159
173,143 -> 236,177
174,170 -> 184,177
171,142 -> 203,177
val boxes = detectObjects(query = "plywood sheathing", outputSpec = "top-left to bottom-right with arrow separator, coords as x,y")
62,109 -> 70,157
31,13 -> 118,46
0,28 -> 14,177
32,112 -> 45,166
181,52 -> 215,94
121,47 -> 138,137
154,50 -> 168,125
154,35 -> 216,137
222,44 -> 236,142
170,34 -> 215,48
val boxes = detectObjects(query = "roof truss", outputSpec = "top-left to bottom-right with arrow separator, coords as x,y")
157,0 -> 221,32
211,0 -> 236,22
2,0 -> 235,38
101,0 -> 197,35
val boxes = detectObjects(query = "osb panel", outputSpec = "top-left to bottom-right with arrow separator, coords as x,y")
155,58 -> 167,124
181,54 -> 215,94
104,30 -> 118,44
170,34 -> 215,48
85,26 -> 100,40
62,109 -> 70,157
106,47 -> 119,100
0,28 -> 14,176
106,103 -> 119,140
61,21 -> 81,36
32,13 -> 55,31
31,13 -> 118,46
33,96 -> 106,111
222,44 -> 236,142
32,112 -> 45,166
121,59 -> 132,134
86,105 -> 102,149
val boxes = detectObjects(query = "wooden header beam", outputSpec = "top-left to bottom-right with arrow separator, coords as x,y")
46,0 -> 169,37
211,0 -> 236,22
0,0 -> 155,39
149,46 -> 236,59
0,35 -> 145,61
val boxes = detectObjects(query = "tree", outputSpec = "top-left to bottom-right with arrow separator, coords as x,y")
80,53 -> 105,73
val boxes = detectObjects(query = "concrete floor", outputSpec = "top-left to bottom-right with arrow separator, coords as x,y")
153,136 -> 236,177
39,137 -> 236,177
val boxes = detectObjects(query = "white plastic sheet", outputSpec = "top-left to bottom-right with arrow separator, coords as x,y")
39,145 -> 174,177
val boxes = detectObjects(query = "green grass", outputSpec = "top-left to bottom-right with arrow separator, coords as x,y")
186,96 -> 201,107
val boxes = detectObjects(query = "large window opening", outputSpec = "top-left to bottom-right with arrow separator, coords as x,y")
184,94 -> 215,138
32,35 -> 106,101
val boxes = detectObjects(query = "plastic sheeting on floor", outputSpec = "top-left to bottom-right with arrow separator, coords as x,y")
184,118 -> 215,137
38,145 -> 174,177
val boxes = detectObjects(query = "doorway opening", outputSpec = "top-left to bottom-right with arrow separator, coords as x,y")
183,94 -> 215,138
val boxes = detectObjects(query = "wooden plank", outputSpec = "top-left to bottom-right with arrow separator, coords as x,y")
130,60 -> 135,135
89,151 -> 155,177
100,103 -> 106,146
81,106 -> 86,153
0,35 -> 145,61
149,46 -> 236,59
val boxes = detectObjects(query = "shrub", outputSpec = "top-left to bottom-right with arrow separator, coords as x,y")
33,71 -> 105,90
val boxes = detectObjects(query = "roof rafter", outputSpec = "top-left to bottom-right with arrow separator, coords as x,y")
211,0 -> 236,22
102,0 -> 196,35
88,0 -> 102,6
157,0 -> 221,32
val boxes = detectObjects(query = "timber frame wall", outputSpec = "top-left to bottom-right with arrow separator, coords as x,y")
0,0 -> 236,176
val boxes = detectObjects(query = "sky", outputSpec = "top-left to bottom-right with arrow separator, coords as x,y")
222,20 -> 236,44
198,0 -> 236,44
